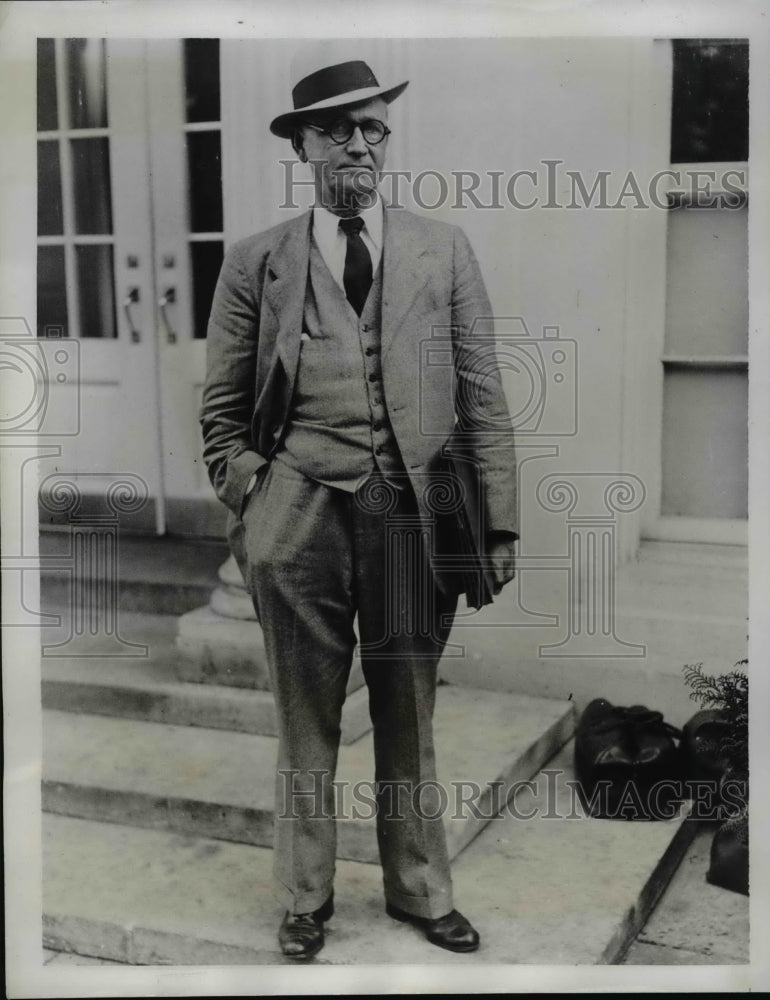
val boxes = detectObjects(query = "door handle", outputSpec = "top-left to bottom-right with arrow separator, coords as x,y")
123,287 -> 141,343
158,287 -> 177,344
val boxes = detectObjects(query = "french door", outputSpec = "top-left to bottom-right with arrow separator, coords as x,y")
37,38 -> 224,535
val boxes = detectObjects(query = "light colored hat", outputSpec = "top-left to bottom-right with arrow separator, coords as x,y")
270,43 -> 408,139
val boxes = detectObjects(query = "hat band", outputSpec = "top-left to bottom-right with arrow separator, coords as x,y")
292,60 -> 380,111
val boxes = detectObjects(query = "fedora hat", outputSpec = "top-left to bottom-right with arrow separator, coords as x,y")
270,45 -> 408,139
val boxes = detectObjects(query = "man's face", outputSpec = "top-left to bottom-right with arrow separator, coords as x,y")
297,97 -> 389,215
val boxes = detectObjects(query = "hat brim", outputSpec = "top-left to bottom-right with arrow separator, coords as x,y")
270,80 -> 408,138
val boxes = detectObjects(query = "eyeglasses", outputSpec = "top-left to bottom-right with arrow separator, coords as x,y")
300,117 -> 391,145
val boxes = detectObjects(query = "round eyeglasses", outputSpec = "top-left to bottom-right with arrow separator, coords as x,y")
300,118 -> 391,145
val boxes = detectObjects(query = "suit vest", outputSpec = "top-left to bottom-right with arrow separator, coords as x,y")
276,239 -> 404,490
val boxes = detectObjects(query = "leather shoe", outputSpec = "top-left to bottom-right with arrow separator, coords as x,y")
386,901 -> 480,952
278,893 -> 334,960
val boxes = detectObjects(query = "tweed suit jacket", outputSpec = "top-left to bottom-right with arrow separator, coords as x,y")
201,206 -> 517,594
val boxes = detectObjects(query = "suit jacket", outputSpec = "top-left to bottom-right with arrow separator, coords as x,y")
201,207 -> 517,598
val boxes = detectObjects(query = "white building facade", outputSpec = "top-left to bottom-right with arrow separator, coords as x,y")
33,37 -> 749,716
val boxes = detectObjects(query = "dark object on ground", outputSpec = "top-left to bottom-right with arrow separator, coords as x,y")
574,699 -> 683,820
682,661 -> 749,895
707,814 -> 749,896
682,708 -> 731,782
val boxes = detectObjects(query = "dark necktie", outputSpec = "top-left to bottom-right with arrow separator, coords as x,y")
339,216 -> 373,315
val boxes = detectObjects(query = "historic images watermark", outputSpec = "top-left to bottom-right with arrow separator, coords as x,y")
279,160 -> 747,212
276,768 -> 746,824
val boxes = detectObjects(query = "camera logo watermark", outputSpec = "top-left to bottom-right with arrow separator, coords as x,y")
419,316 -> 577,438
1,316 -> 151,656
349,312 -> 647,658
0,317 -> 80,435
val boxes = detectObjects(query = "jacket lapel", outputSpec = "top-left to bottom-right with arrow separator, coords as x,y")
262,207 -> 430,372
381,208 -> 432,357
263,211 -> 312,395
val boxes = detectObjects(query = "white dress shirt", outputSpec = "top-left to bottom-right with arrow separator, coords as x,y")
311,197 -> 383,291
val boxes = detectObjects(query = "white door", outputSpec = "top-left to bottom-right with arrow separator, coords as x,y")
37,38 -> 224,535
37,38 -> 162,529
145,39 -> 224,536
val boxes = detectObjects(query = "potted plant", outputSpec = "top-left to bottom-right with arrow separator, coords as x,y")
682,659 -> 748,895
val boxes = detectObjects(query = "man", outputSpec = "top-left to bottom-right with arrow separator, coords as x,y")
201,47 -> 517,961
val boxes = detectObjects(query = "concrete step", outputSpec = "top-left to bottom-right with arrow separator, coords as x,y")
42,603 -> 365,708
42,688 -> 574,864
39,532 -> 747,723
41,656 -> 372,745
39,532 -> 227,616
40,609 -> 183,661
174,605 -> 360,693
440,595 -> 747,729
621,823 -> 749,965
42,742 -> 695,966
41,599 -> 365,694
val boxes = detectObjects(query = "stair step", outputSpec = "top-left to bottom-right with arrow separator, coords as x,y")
41,610 -> 182,662
174,605 -> 364,692
41,604 -> 365,695
42,744 -> 695,965
39,534 -> 228,617
42,688 -> 574,864
41,656 -> 372,744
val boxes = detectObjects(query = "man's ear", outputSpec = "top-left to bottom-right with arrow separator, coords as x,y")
292,131 -> 307,162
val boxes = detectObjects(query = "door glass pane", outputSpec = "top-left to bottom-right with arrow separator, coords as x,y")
184,39 -> 220,123
66,38 -> 108,130
661,368 -> 748,518
187,130 -> 222,232
38,141 -> 63,235
37,38 -> 58,131
71,137 -> 113,234
76,244 -> 117,338
671,40 -> 749,163
664,204 -> 748,356
37,246 -> 68,338
191,241 -> 224,339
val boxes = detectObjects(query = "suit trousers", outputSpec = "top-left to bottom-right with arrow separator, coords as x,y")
241,457 -> 458,918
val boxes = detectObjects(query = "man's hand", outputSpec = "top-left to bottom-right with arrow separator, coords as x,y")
487,532 -> 516,595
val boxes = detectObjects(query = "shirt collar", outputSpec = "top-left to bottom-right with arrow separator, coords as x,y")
312,195 -> 383,251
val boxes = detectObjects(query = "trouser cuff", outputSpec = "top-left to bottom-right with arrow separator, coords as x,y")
276,878 -> 334,916
383,884 -> 453,920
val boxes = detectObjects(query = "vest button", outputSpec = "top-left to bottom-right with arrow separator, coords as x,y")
368,373 -> 380,382
365,346 -> 378,356
361,323 -> 370,332
375,446 -> 385,456
372,420 -> 383,431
